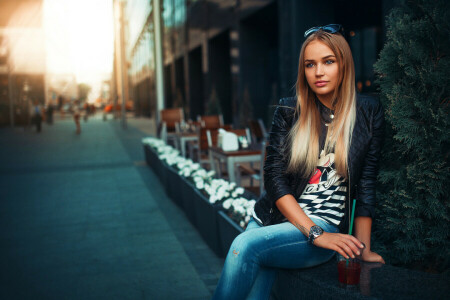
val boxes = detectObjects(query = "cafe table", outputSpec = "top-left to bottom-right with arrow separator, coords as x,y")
208,145 -> 262,183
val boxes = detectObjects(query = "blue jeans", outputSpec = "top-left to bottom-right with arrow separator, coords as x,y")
212,217 -> 339,300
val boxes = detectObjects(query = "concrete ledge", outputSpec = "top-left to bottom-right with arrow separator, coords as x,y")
271,258 -> 449,299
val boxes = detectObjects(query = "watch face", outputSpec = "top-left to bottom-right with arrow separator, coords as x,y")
308,225 -> 324,244
311,226 -> 323,237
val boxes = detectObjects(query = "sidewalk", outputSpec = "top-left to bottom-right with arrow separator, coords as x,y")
0,115 -> 223,300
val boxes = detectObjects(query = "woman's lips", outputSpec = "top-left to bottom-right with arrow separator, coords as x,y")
315,81 -> 328,87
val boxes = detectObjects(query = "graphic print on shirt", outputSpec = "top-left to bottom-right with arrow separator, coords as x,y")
298,150 -> 347,226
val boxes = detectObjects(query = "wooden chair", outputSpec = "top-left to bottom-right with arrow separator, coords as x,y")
249,119 -> 268,143
235,140 -> 267,196
197,114 -> 224,129
159,108 -> 184,146
175,120 -> 202,158
189,124 -> 232,165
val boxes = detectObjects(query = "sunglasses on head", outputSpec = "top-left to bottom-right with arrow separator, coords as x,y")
304,24 -> 344,38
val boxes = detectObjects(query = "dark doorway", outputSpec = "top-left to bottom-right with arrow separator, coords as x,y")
208,30 -> 232,123
174,57 -> 186,114
188,46 -> 203,120
163,64 -> 173,107
135,78 -> 153,117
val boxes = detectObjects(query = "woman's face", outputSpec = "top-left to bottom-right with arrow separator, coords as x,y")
304,40 -> 339,104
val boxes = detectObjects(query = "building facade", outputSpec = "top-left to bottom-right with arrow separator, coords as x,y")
0,0 -> 46,127
119,0 -> 397,126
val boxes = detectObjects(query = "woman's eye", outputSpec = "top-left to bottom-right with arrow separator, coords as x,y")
306,63 -> 314,68
325,60 -> 335,64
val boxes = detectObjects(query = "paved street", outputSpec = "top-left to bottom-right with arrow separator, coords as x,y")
0,115 -> 223,300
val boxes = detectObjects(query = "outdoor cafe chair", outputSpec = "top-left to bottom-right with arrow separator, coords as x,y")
249,119 -> 268,143
159,108 -> 184,146
197,114 -> 224,129
175,120 -> 202,158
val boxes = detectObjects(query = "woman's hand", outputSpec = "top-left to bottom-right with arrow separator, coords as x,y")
313,232 -> 365,259
361,249 -> 385,264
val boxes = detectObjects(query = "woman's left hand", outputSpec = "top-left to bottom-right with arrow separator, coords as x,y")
361,250 -> 385,264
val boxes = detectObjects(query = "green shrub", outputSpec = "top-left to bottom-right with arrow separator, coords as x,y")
373,0 -> 450,273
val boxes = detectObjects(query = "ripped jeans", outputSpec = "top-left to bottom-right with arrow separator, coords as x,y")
212,217 -> 339,300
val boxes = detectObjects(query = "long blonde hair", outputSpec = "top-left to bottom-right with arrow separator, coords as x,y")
287,30 -> 356,178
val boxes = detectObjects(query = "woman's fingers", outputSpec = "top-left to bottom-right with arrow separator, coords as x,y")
314,233 -> 364,259
338,234 -> 362,257
343,239 -> 361,256
338,241 -> 356,258
348,235 -> 365,248
334,247 -> 350,259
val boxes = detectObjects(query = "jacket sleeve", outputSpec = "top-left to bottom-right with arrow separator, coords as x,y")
263,99 -> 295,205
355,98 -> 385,219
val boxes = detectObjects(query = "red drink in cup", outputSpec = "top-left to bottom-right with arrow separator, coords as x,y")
337,199 -> 362,285
338,260 -> 361,285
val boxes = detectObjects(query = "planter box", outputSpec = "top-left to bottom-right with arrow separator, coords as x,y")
217,211 -> 244,257
191,188 -> 224,257
165,166 -> 182,207
179,178 -> 197,227
144,145 -> 165,183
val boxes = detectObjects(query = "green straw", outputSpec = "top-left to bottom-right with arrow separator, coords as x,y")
346,199 -> 357,266
349,199 -> 356,235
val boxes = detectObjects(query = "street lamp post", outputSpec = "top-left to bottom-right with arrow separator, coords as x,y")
119,0 -> 127,129
153,0 -> 165,124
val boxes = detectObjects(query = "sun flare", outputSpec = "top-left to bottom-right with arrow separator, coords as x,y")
43,0 -> 114,88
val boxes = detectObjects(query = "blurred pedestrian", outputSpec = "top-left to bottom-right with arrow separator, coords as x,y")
73,100 -> 81,134
58,96 -> 65,117
46,102 -> 54,124
83,102 -> 89,122
32,100 -> 43,133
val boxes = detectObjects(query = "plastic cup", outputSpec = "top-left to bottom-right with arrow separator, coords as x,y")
337,254 -> 361,285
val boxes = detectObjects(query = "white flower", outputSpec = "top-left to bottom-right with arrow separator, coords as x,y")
235,187 -> 244,195
245,215 -> 251,223
234,205 -> 246,216
240,221 -> 245,228
196,182 -> 204,189
216,189 -> 225,200
223,199 -> 233,209
246,208 -> 253,216
196,169 -> 207,177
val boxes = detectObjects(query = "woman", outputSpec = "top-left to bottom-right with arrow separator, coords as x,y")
213,24 -> 385,300
73,100 -> 81,134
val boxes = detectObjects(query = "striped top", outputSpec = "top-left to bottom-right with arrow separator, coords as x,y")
297,151 -> 346,226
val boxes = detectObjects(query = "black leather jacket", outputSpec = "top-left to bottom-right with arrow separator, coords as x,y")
253,94 -> 385,233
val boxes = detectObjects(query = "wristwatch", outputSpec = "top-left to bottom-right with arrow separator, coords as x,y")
308,225 -> 324,245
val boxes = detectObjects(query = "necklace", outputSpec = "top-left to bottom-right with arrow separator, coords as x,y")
318,102 -> 334,126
